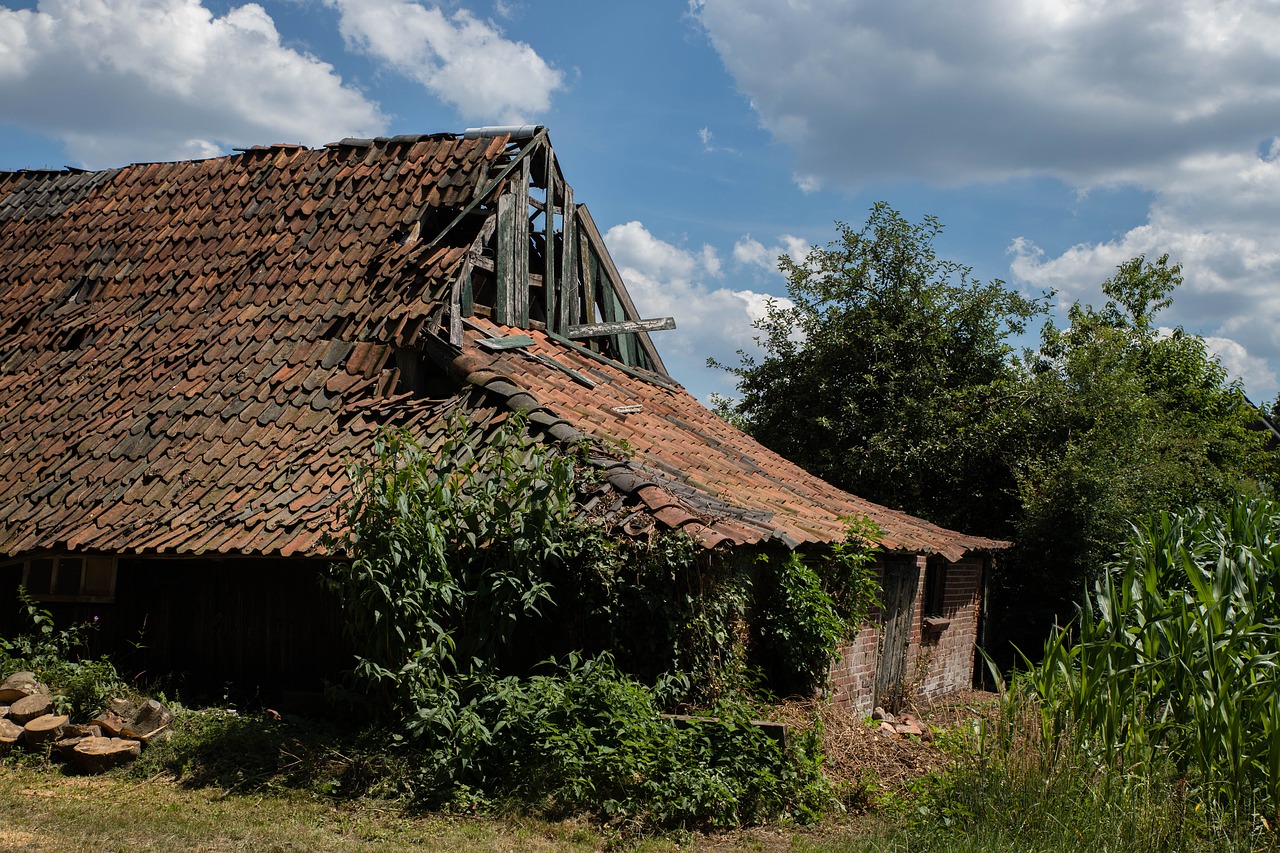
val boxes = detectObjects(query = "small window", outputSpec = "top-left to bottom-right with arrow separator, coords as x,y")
923,559 -> 946,618
17,555 -> 117,603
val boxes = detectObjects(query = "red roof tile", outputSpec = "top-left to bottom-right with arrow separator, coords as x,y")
0,136 -> 496,558
454,320 -> 1005,561
0,132 -> 1003,563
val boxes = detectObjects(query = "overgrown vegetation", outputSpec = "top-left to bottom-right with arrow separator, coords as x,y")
0,588 -> 124,720
859,497 -> 1280,851
324,411 -> 876,829
1025,496 -> 1280,823
715,205 -> 1279,656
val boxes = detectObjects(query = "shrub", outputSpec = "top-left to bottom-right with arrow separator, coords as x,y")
327,413 -> 843,827
0,588 -> 124,719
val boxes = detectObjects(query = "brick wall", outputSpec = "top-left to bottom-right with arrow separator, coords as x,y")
827,554 -> 985,711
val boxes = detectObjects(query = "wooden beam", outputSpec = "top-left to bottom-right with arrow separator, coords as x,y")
494,191 -> 517,325
568,317 -> 675,339
557,183 -> 576,335
423,129 -> 546,250
547,331 -> 677,391
448,255 -> 473,347
543,149 -> 557,327
574,205 -> 669,376
514,157 -> 530,327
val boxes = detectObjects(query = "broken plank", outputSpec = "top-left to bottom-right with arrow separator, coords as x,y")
660,714 -> 788,746
568,317 -> 675,339
547,331 -> 677,391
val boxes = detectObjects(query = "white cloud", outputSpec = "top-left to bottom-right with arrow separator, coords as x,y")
733,234 -> 809,273
695,0 -> 1280,188
331,0 -> 562,123
0,0 -> 385,167
1202,335 -> 1276,393
696,0 -> 1280,400
604,221 -> 791,398
1010,145 -> 1280,401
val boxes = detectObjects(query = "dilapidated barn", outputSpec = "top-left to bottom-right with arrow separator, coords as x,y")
0,127 -> 1003,708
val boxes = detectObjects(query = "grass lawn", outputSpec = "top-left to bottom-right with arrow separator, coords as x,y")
0,763 -> 672,852
0,762 -> 902,852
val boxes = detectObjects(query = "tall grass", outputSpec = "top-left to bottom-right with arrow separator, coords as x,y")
854,497 -> 1280,852
1025,497 -> 1280,824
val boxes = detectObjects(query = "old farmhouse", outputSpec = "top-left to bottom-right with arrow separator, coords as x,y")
0,128 -> 1003,709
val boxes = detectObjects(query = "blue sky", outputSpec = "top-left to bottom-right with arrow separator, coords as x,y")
1,0 -> 1277,404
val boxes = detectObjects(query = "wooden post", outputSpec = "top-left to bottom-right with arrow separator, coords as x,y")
557,185 -> 577,334
543,151 -> 557,327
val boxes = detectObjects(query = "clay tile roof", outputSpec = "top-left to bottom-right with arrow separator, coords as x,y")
0,135 -> 506,559
454,319 -> 1006,562
0,131 -> 1003,564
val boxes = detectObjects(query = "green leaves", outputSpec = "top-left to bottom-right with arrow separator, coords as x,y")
326,411 -> 838,826
327,411 -> 579,732
715,203 -> 1043,538
1008,254 -> 1276,640
751,520 -> 881,697
1023,497 -> 1280,821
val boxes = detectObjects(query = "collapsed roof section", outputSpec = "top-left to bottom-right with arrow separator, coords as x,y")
0,130 -> 1005,561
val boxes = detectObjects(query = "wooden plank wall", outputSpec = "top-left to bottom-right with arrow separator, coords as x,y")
0,557 -> 351,698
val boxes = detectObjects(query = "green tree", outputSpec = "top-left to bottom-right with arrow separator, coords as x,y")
717,209 -> 1278,657
999,254 -> 1277,646
713,202 -> 1043,538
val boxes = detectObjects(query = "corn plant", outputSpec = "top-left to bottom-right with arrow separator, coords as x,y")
1023,496 -> 1280,824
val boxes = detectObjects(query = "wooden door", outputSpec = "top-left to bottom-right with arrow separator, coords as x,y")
874,556 -> 920,711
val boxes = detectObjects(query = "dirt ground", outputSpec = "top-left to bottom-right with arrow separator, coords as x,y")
779,688 -> 999,793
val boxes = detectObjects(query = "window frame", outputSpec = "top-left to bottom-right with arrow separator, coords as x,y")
922,558 -> 947,619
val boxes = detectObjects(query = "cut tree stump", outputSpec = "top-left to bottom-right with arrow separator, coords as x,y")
93,710 -> 126,737
23,714 -> 69,748
70,737 -> 141,774
0,718 -> 22,754
121,699 -> 173,740
54,735 -> 86,762
9,693 -> 52,725
0,671 -> 43,703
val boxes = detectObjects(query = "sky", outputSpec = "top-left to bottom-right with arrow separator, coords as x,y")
1,0 -> 1278,405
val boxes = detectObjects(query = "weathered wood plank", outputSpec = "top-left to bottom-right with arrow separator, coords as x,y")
568,317 -> 675,339
514,157 -> 531,327
660,714 -> 788,746
575,205 -> 669,375
543,150 -> 557,327
448,255 -> 474,347
494,192 -> 517,325
601,279 -> 637,365
547,331 -> 677,391
556,185 -> 577,334
584,249 -> 599,327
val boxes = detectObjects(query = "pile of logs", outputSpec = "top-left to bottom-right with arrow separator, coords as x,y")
0,670 -> 173,774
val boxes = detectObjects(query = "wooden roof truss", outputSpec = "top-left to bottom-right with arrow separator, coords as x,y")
441,130 -> 671,378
